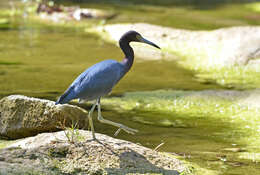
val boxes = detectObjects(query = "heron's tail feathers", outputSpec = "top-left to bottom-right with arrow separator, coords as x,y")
55,94 -> 68,105
55,86 -> 74,105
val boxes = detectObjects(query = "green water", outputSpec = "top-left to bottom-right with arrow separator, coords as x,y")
0,22 -> 220,99
0,0 -> 260,174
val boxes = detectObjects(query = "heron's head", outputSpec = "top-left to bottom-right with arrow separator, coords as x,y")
120,30 -> 160,49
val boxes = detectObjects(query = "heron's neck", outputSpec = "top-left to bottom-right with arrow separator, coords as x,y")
120,40 -> 134,73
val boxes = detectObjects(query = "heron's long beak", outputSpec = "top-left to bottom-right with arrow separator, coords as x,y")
139,37 -> 161,49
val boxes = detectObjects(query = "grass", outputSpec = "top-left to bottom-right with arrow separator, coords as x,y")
0,140 -> 16,149
57,119 -> 85,143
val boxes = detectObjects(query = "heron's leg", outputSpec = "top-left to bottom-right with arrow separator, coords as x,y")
97,98 -> 138,136
88,101 -> 97,139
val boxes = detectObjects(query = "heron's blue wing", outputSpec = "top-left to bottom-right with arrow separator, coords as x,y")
56,60 -> 123,104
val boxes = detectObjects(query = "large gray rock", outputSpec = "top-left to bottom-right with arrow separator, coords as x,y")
89,23 -> 260,68
0,130 -> 186,174
0,95 -> 88,139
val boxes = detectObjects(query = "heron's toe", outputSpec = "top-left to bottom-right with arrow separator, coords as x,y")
125,127 -> 138,135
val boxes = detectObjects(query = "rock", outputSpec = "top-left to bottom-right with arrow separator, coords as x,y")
89,23 -> 260,68
0,130 -> 186,174
222,147 -> 246,152
72,8 -> 115,21
0,95 -> 88,139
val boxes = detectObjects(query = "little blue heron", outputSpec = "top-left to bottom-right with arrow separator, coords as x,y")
55,30 -> 160,139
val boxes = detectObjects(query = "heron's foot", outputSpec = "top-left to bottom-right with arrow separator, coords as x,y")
114,124 -> 138,136
91,133 -> 96,140
97,100 -> 138,136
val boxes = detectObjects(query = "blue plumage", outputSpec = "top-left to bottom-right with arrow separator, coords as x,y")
56,60 -> 124,104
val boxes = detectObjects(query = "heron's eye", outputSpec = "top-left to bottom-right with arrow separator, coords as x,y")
136,35 -> 142,41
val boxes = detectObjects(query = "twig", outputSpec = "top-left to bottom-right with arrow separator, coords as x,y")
153,142 -> 165,151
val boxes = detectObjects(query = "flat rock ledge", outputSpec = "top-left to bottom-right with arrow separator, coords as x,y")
0,130 -> 186,175
0,95 -> 88,139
